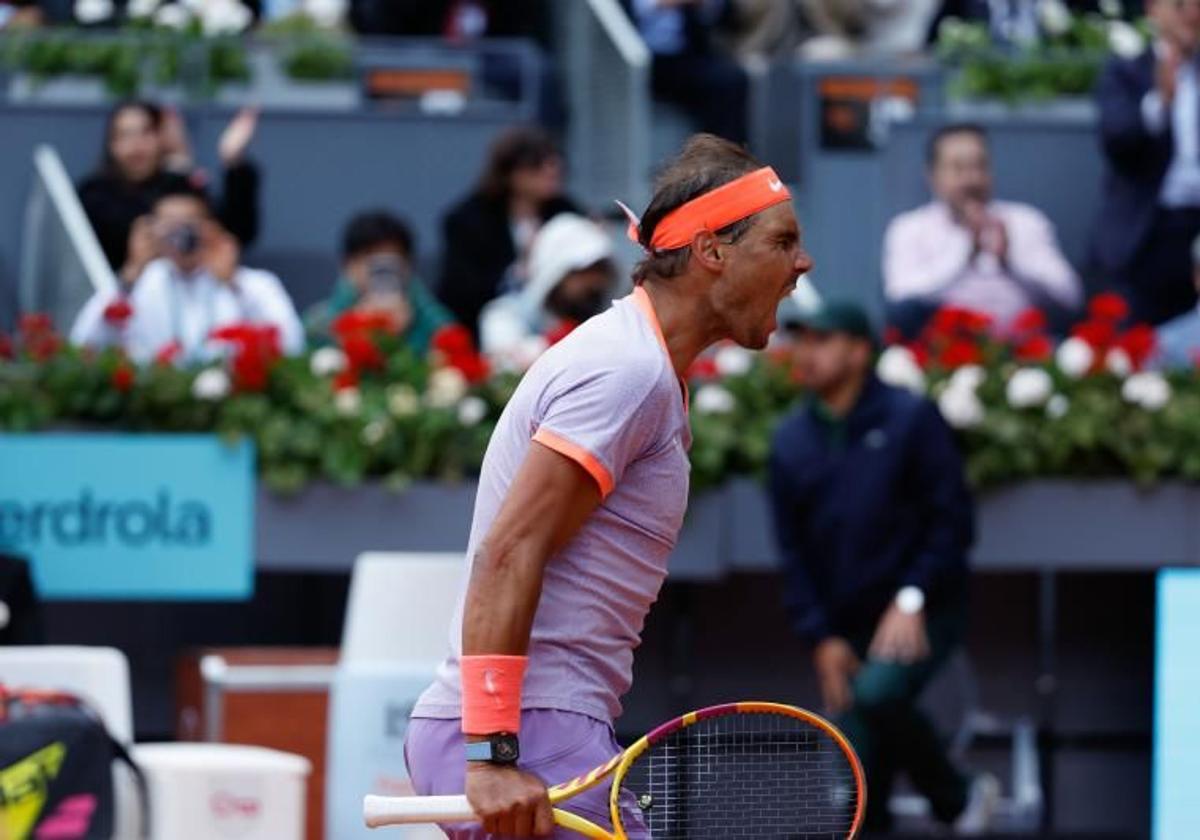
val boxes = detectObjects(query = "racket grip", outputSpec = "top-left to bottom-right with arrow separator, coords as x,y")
363,794 -> 478,828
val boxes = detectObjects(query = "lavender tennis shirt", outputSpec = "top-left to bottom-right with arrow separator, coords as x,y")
413,287 -> 691,724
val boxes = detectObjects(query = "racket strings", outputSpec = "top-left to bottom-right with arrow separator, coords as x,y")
617,712 -> 859,839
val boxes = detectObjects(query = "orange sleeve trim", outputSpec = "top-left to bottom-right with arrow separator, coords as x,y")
532,427 -> 615,499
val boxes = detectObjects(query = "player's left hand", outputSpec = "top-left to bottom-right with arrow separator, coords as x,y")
868,604 -> 930,664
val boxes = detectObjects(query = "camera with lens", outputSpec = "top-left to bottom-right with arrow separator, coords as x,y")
366,254 -> 407,295
164,223 -> 201,257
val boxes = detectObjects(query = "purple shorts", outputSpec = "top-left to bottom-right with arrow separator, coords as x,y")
405,710 -> 646,839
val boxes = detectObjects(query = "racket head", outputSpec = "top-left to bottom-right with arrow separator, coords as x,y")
609,701 -> 866,839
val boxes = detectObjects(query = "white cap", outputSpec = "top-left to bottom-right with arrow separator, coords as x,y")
525,214 -> 614,309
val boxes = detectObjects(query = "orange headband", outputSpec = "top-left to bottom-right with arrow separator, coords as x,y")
619,166 -> 791,252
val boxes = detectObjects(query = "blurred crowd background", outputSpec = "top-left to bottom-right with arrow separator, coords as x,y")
2,1 -> 1199,839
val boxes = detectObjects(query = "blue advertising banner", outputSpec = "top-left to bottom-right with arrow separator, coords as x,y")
1154,569 -> 1200,840
0,435 -> 254,599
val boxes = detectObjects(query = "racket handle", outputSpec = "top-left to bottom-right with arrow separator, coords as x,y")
363,794 -> 477,828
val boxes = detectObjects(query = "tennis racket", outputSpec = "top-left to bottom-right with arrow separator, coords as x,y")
363,700 -> 865,839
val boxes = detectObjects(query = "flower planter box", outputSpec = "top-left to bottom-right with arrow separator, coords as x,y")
6,73 -> 110,105
215,47 -> 358,111
256,479 -> 1200,579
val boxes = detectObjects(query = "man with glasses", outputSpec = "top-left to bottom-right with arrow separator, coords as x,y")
1095,0 -> 1200,324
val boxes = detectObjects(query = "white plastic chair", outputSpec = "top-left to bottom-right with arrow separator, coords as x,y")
326,552 -> 465,840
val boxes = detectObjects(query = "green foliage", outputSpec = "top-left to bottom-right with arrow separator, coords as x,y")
936,13 -> 1146,104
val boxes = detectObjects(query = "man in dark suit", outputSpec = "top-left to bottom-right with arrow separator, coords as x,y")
1095,0 -> 1200,325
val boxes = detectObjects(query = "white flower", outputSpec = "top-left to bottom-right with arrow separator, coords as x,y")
1122,371 -> 1171,411
694,384 -> 737,415
361,419 -> 390,446
1006,367 -> 1054,409
386,384 -> 420,418
1038,0 -> 1071,36
457,395 -> 488,427
1105,347 -> 1133,378
192,367 -> 231,401
153,3 -> 191,29
334,387 -> 362,416
126,0 -> 159,18
949,364 -> 986,393
200,0 -> 251,35
75,0 -> 113,23
714,345 -> 754,377
1046,393 -> 1070,420
303,0 -> 346,28
1055,337 -> 1095,379
425,367 -> 469,409
876,346 -> 926,394
1099,0 -> 1122,17
309,346 -> 348,377
1108,20 -> 1145,59
938,382 -> 985,429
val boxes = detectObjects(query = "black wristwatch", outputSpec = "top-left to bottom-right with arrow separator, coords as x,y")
465,732 -> 520,766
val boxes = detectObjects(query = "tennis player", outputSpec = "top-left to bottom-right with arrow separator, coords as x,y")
405,134 -> 812,838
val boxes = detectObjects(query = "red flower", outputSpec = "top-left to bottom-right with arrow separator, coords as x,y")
1088,292 -> 1129,323
331,309 -> 398,339
545,320 -> 578,347
929,306 -> 992,337
27,333 -> 62,362
938,339 -> 983,369
452,353 -> 491,385
0,333 -> 12,360
333,369 -> 359,391
1072,320 -> 1117,351
1011,307 -> 1047,335
209,323 -> 282,392
687,356 -> 720,381
431,324 -> 475,358
110,364 -> 135,392
1115,324 -> 1157,370
103,298 -> 134,325
154,341 -> 182,367
1015,334 -> 1053,362
341,332 -> 385,371
18,313 -> 53,336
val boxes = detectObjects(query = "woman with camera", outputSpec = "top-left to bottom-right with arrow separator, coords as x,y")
78,100 -> 261,285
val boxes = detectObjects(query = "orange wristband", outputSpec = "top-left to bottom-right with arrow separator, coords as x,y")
461,655 -> 528,735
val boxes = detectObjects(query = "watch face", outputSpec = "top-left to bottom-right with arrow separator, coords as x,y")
493,734 -> 520,764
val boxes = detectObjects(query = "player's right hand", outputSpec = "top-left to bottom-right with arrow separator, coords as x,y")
465,762 -> 554,837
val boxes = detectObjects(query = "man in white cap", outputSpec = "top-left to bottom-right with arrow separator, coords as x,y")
479,214 -> 617,363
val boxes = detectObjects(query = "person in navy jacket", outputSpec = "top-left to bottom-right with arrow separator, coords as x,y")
768,300 -> 996,834
1094,0 -> 1200,324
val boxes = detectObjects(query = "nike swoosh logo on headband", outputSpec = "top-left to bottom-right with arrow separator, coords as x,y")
768,179 -> 784,192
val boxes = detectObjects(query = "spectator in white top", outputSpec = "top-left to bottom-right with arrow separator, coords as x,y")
883,123 -> 1081,335
479,213 -> 617,365
71,182 -> 303,365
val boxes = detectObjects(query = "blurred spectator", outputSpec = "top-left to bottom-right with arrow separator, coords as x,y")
0,0 -> 44,28
628,0 -> 749,143
79,101 -> 261,283
1153,232 -> 1200,367
930,1 -> 1111,45
798,0 -> 941,59
305,210 -> 453,355
768,300 -> 996,835
883,123 -> 1081,334
437,126 -> 579,339
71,183 -> 303,365
479,213 -> 617,358
1095,0 -> 1200,325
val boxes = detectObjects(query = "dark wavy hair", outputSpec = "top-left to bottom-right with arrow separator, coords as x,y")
477,125 -> 560,203
632,134 -> 763,285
